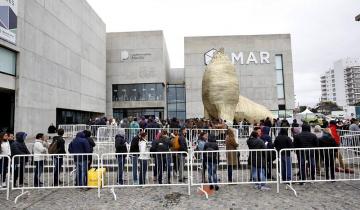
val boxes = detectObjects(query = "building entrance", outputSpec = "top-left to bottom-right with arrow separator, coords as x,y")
0,88 -> 15,132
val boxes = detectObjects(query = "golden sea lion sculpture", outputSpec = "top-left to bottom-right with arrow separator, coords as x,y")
202,48 -> 274,123
202,48 -> 240,123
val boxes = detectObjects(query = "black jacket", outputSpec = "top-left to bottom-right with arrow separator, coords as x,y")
130,135 -> 140,153
204,136 -> 219,163
247,136 -> 266,168
153,135 -> 171,152
178,134 -> 188,152
319,133 -> 337,147
115,135 -> 128,153
294,131 -> 319,148
52,135 -> 66,154
87,137 -> 96,153
274,135 -> 293,156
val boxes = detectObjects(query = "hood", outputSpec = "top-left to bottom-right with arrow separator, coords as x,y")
76,132 -> 85,138
301,124 -> 311,132
247,136 -> 258,147
261,126 -> 270,135
15,132 -> 27,143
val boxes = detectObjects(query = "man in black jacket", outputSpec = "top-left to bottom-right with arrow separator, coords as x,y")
52,128 -> 66,186
204,134 -> 219,190
274,128 -> 294,181
152,132 -> 172,184
12,132 -> 30,187
115,129 -> 128,185
293,124 -> 318,182
247,131 -> 270,190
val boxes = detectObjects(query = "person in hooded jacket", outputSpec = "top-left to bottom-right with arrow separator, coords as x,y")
68,132 -> 91,186
12,132 -> 30,187
274,128 -> 293,181
293,124 -> 318,182
115,129 -> 128,185
319,128 -> 337,180
152,130 -> 172,184
204,134 -> 219,191
247,131 -> 270,190
260,126 -> 275,180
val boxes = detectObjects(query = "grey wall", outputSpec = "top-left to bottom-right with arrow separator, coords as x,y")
13,0 -> 106,136
184,34 -> 295,119
106,31 -> 169,117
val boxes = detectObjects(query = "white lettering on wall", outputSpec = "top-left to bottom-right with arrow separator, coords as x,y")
230,51 -> 271,65
231,52 -> 244,64
260,51 -> 270,64
246,52 -> 258,64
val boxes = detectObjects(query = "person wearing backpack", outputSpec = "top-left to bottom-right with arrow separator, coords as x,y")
115,129 -> 128,185
204,134 -> 219,191
153,130 -> 172,184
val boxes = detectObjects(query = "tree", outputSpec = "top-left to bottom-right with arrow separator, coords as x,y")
315,101 -> 342,115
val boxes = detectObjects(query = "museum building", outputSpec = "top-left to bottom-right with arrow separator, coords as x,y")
0,0 -> 294,136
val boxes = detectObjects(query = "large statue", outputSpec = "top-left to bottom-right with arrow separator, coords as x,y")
202,48 -> 274,123
202,48 -> 240,123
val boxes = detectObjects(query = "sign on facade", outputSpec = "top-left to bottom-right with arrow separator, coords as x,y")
0,0 -> 17,44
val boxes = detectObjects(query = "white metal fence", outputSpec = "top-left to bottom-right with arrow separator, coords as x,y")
190,149 -> 278,198
0,155 -> 10,200
279,146 -> 360,196
341,134 -> 360,147
11,153 -> 101,203
101,151 -> 190,200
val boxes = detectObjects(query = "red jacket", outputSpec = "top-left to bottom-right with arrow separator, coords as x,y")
329,124 -> 340,145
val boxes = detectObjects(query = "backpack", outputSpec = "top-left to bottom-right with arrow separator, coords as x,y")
115,134 -> 126,146
156,139 -> 169,152
48,138 -> 59,154
171,136 -> 180,151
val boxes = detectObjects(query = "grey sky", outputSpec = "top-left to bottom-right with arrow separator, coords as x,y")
87,0 -> 360,107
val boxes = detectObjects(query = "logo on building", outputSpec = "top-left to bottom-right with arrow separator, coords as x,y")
0,0 -> 17,44
204,48 -> 271,65
120,50 -> 129,61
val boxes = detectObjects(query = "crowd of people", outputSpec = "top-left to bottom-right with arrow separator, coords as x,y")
0,116 -> 359,191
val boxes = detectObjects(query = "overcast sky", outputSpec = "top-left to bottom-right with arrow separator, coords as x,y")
87,0 -> 360,107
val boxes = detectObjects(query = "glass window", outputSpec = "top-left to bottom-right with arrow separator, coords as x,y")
276,70 -> 284,84
168,103 -> 177,111
0,47 -> 16,76
176,87 -> 185,103
277,85 -> 285,99
112,83 -> 164,101
177,102 -> 185,111
168,87 -> 176,103
275,55 -> 283,70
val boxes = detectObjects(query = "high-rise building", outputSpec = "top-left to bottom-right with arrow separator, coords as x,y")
320,58 -> 360,107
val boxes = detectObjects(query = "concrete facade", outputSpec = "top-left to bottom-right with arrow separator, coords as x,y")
106,31 -> 170,118
0,0 -> 107,135
184,34 -> 295,119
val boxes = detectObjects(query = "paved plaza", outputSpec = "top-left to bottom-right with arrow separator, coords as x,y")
0,181 -> 359,209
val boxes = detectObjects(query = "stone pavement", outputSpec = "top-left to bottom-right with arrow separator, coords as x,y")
0,181 -> 359,209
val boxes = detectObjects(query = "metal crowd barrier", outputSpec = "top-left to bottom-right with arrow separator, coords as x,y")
101,151 -> 190,200
96,127 -> 142,143
279,146 -> 360,196
0,155 -> 11,200
11,153 -> 101,204
230,125 -> 253,138
337,130 -> 360,137
190,149 -> 278,198
190,129 -> 228,149
341,134 -> 360,147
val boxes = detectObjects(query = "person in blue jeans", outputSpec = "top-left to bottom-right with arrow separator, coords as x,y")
68,132 -> 91,187
204,134 -> 219,191
130,133 -> 141,184
33,133 -> 48,187
247,131 -> 271,190
274,128 -> 293,181
138,132 -> 149,185
115,130 -> 128,185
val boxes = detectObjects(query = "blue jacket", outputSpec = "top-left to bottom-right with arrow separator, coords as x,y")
68,132 -> 91,154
